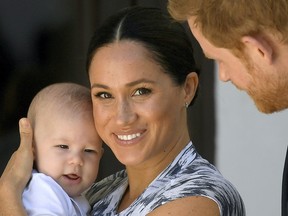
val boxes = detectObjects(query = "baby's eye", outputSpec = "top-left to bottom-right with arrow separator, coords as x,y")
134,88 -> 151,96
84,149 -> 96,153
94,92 -> 112,99
56,145 -> 69,149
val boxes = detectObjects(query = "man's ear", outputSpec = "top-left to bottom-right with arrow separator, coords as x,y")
184,72 -> 199,104
241,35 -> 273,64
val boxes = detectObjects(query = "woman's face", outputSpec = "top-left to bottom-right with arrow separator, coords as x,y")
89,41 -> 192,168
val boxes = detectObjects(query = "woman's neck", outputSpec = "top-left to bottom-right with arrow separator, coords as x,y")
117,137 -> 190,212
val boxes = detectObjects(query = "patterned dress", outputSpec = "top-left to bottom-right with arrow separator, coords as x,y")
86,142 -> 245,216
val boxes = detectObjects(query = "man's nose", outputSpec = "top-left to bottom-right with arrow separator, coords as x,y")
218,63 -> 230,82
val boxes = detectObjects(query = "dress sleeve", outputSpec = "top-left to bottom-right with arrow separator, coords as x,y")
22,172 -> 77,216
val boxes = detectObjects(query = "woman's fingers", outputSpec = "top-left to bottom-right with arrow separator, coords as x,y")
18,118 -> 33,156
0,118 -> 33,192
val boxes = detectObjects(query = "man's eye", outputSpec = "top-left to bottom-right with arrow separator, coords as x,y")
134,88 -> 151,96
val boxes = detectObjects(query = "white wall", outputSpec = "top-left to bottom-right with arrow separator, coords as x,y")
215,66 -> 288,216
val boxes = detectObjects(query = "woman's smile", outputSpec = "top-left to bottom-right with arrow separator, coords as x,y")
116,133 -> 142,141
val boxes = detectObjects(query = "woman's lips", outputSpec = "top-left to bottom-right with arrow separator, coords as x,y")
117,133 -> 141,141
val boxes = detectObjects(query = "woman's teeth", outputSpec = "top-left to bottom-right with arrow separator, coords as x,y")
117,133 -> 141,141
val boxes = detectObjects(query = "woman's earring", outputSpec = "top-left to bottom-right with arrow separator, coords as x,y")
185,102 -> 189,108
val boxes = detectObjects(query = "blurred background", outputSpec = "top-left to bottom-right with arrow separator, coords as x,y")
0,0 -> 215,177
0,1 -> 287,216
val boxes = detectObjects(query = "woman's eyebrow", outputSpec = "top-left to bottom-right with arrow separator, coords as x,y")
91,83 -> 109,89
91,79 -> 156,89
126,79 -> 156,87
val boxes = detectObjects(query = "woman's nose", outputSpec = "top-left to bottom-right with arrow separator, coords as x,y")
115,99 -> 136,126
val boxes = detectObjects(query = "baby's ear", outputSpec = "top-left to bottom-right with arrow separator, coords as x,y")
241,35 -> 273,64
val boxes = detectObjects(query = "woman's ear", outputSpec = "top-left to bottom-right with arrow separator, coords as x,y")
184,72 -> 199,104
241,35 -> 273,64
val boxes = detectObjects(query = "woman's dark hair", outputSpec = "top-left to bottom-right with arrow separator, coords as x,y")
86,6 -> 199,106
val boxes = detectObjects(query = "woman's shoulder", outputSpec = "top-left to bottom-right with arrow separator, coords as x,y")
163,166 -> 245,215
147,144 -> 246,215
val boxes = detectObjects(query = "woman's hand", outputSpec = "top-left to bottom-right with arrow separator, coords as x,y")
0,118 -> 33,214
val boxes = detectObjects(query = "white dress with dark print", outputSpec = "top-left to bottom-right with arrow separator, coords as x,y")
86,142 -> 245,216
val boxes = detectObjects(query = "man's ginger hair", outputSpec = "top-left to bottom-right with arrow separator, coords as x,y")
168,0 -> 288,54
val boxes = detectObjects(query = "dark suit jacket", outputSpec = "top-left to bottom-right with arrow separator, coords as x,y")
282,147 -> 288,216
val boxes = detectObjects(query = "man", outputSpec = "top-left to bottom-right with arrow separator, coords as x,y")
168,0 -> 288,114
167,0 -> 288,215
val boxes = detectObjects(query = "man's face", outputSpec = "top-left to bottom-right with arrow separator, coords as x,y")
188,16 -> 288,113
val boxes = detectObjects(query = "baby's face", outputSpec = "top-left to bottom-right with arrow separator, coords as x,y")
33,109 -> 102,197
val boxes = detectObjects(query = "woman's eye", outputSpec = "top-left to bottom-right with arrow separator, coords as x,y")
134,88 -> 151,96
95,92 -> 112,99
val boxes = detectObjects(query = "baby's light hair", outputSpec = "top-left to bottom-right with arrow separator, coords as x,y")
27,82 -> 92,129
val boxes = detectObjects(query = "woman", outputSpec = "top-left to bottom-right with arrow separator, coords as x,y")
0,6 -> 245,215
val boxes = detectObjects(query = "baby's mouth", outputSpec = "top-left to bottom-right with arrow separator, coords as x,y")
65,174 -> 80,180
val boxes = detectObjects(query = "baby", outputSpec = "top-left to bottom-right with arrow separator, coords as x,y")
22,82 -> 103,215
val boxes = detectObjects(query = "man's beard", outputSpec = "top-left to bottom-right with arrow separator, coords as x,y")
246,68 -> 288,114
